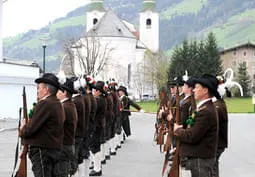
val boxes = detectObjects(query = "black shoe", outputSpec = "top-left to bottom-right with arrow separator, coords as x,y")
123,134 -> 126,141
117,145 -> 121,149
121,141 -> 124,144
101,159 -> 106,164
105,155 -> 110,160
110,151 -> 116,155
89,170 -> 102,176
89,166 -> 94,170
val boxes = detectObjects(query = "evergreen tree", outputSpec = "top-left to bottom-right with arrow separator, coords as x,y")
236,62 -> 251,97
204,32 -> 223,75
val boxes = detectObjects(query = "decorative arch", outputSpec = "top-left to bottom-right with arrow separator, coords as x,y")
93,18 -> 98,25
146,18 -> 152,28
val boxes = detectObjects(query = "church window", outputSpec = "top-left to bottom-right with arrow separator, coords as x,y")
93,18 -> 98,25
146,19 -> 152,28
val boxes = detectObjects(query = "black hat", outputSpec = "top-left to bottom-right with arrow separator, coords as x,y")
60,78 -> 76,94
185,77 -> 196,88
174,76 -> 185,86
94,81 -> 106,93
193,74 -> 221,99
35,73 -> 60,89
117,86 -> 128,96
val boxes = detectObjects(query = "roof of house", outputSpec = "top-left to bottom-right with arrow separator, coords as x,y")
220,42 -> 255,54
86,10 -> 136,39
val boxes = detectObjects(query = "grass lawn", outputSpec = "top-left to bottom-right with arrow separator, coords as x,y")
131,97 -> 255,113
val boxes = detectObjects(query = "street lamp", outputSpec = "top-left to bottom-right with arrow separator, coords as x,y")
42,44 -> 46,73
40,35 -> 50,73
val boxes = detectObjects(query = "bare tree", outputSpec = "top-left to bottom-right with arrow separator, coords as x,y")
61,33 -> 113,78
143,50 -> 169,92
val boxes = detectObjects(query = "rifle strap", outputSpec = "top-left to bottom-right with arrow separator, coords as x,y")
11,108 -> 22,177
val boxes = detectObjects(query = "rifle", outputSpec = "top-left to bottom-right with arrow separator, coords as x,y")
168,84 -> 181,177
162,90 -> 174,176
156,91 -> 167,152
15,87 -> 28,177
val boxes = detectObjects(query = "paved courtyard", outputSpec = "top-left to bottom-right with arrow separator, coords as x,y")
0,113 -> 254,177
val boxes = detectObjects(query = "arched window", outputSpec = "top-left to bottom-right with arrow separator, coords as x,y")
146,18 -> 152,28
93,18 -> 98,25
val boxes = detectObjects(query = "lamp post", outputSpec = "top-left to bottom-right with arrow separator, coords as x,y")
42,44 -> 46,73
40,35 -> 50,73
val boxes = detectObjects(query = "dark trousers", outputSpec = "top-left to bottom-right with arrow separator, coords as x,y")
212,148 -> 225,177
89,128 -> 101,154
28,146 -> 61,177
181,157 -> 215,177
122,115 -> 131,136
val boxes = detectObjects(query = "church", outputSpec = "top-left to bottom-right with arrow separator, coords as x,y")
61,0 -> 159,99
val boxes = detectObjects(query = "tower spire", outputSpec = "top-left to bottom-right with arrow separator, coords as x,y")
89,0 -> 105,12
142,0 -> 156,12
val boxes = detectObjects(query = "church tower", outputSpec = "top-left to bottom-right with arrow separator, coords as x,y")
86,0 -> 106,32
139,0 -> 159,53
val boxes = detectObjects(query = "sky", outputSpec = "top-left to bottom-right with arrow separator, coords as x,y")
2,0 -> 90,37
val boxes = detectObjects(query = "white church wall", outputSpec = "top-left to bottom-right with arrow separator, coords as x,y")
0,63 -> 39,119
140,11 -> 159,53
98,37 -> 137,87
0,0 -> 2,61
86,11 -> 105,32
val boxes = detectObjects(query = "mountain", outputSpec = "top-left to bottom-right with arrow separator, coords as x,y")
4,0 -> 255,71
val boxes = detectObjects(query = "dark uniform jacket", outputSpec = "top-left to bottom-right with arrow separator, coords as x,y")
84,94 -> 91,133
214,98 -> 228,149
72,94 -> 86,138
120,95 -> 141,116
62,99 -> 78,145
180,95 -> 196,128
176,100 -> 218,158
21,95 -> 65,149
88,92 -> 97,132
95,94 -> 106,129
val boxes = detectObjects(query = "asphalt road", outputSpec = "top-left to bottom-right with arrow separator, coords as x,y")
0,113 -> 255,177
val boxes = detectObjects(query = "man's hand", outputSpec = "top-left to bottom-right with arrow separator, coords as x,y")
174,123 -> 183,134
167,111 -> 173,121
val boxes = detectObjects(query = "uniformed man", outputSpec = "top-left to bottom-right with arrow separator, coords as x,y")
174,74 -> 220,177
107,79 -> 121,155
71,77 -> 86,175
20,73 -> 65,177
212,76 -> 229,177
85,76 -> 98,172
89,81 -> 107,176
56,78 -> 78,177
117,86 -> 143,140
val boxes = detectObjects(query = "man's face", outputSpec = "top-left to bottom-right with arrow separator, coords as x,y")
118,90 -> 124,96
37,83 -> 48,100
93,89 -> 100,96
193,83 -> 208,101
170,86 -> 176,94
57,90 -> 66,100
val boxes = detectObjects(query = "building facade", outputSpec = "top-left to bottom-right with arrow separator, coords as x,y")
220,43 -> 255,86
0,60 -> 40,119
61,0 -> 159,99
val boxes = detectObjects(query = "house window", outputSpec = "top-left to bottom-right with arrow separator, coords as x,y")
244,51 -> 247,56
93,18 -> 98,25
146,19 -> 152,28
